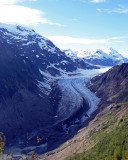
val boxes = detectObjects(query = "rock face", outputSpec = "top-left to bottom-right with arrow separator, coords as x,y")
41,63 -> 128,160
0,23 -> 96,75
87,63 -> 128,108
64,48 -> 128,66
0,24 -> 53,143
0,23 -> 97,147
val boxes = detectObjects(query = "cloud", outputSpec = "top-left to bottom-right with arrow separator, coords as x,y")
78,0 -> 106,3
0,0 -> 37,5
97,5 -> 128,14
46,36 -> 107,44
97,8 -> 102,12
91,0 -> 106,3
45,35 -> 128,45
0,0 -> 62,26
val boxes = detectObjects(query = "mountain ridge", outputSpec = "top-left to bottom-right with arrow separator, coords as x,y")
42,63 -> 128,160
64,48 -> 128,66
0,23 -> 99,151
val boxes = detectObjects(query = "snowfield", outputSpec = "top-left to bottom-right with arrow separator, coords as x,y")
0,23 -> 59,54
64,48 -> 126,63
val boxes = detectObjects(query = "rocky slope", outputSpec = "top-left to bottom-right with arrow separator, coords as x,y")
88,63 -> 128,108
41,63 -> 128,160
64,48 -> 128,66
42,102 -> 128,160
0,23 -> 99,151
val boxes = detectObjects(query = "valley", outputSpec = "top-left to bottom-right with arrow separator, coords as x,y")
41,64 -> 128,160
4,67 -> 110,156
0,23 -> 128,160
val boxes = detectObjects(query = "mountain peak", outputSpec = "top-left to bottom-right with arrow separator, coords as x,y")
64,47 -> 128,66
102,47 -> 119,55
0,23 -> 60,55
0,23 -> 35,35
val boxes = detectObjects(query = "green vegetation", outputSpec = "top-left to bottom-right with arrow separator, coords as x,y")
66,104 -> 128,160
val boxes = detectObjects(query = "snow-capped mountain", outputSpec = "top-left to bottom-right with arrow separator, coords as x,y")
0,23 -> 98,149
0,23 -> 96,76
64,49 -> 78,59
121,52 -> 128,58
1,23 -> 126,156
64,48 -> 128,66
0,23 -> 74,75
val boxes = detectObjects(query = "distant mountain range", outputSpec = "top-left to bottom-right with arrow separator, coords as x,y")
63,48 -> 128,66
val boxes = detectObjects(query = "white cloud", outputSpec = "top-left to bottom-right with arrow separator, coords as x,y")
109,36 -> 128,40
45,35 -> 128,45
113,8 -> 128,14
0,0 -> 21,5
91,0 -> 106,3
0,0 -> 61,26
78,0 -> 106,3
97,5 -> 128,14
0,0 -> 37,5
45,36 -> 107,45
97,8 -> 102,12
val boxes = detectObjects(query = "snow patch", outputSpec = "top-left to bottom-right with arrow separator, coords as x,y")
36,55 -> 39,58
63,48 -> 127,65
37,80 -> 51,95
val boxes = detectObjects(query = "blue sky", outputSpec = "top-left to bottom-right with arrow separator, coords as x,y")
0,0 -> 128,55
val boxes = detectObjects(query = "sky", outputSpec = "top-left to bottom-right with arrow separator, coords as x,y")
0,0 -> 128,56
